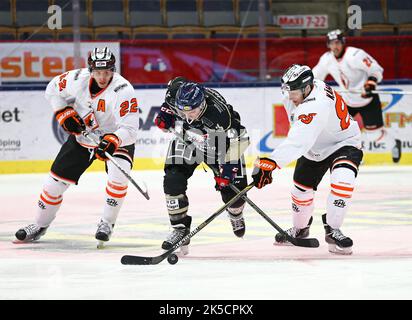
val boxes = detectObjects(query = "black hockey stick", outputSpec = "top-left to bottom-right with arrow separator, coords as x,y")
82,131 -> 150,200
121,182 -> 255,265
169,128 -> 319,248
227,184 -> 319,248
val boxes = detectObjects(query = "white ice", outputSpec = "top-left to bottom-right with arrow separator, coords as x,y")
1,166 -> 412,300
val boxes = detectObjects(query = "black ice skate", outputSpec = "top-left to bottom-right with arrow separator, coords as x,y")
228,212 -> 246,238
274,216 -> 313,245
161,226 -> 190,255
392,139 -> 402,163
15,224 -> 48,242
322,214 -> 353,255
95,220 -> 114,249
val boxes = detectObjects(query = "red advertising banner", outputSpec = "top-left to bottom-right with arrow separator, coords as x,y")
121,36 -> 412,85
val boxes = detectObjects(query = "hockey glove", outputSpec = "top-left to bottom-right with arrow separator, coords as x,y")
55,106 -> 86,135
154,103 -> 175,131
215,163 -> 239,190
252,157 -> 277,189
95,133 -> 120,161
361,77 -> 377,98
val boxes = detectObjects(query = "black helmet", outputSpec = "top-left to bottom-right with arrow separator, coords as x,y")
326,29 -> 345,46
281,64 -> 314,91
167,76 -> 187,96
88,47 -> 116,72
175,82 -> 205,112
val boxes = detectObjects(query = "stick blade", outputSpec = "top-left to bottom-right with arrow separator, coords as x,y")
293,237 -> 320,248
121,255 -> 155,265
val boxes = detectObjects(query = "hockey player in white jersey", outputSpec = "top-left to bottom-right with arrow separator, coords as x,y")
252,64 -> 363,255
313,29 -> 401,163
15,47 -> 140,247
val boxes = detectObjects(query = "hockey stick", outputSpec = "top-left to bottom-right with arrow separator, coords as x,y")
121,182 -> 255,265
337,89 -> 412,95
82,131 -> 150,200
227,183 -> 319,248
169,128 -> 319,248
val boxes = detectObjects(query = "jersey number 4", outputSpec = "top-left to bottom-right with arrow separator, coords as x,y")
119,98 -> 138,117
325,85 -> 350,130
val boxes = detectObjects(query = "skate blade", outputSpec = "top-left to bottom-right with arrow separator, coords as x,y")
328,244 -> 352,255
12,239 -> 31,244
177,245 -> 189,256
97,241 -> 106,249
273,240 -> 294,246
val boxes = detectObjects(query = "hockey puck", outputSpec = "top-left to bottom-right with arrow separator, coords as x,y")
167,253 -> 178,265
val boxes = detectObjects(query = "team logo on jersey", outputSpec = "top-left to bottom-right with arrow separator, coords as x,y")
298,113 -> 317,124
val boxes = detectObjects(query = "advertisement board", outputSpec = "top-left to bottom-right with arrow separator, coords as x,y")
0,85 -> 411,173
0,42 -> 120,83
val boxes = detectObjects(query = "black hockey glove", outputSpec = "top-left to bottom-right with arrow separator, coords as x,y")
95,133 -> 120,161
362,77 -> 377,98
55,106 -> 86,135
251,157 -> 278,189
154,103 -> 175,131
215,163 -> 239,190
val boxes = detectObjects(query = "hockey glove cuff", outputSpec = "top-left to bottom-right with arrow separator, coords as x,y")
362,76 -> 377,98
55,106 -> 86,135
95,133 -> 120,161
154,104 -> 175,131
215,163 -> 239,190
252,157 -> 278,189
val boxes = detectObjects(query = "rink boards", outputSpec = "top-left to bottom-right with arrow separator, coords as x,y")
1,85 -> 411,173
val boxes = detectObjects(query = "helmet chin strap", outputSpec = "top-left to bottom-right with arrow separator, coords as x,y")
302,84 -> 313,100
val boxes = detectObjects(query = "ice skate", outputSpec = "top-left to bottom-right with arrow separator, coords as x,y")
228,212 -> 246,238
95,220 -> 114,249
322,214 -> 353,255
161,226 -> 190,255
392,139 -> 402,163
15,224 -> 48,243
274,216 -> 313,245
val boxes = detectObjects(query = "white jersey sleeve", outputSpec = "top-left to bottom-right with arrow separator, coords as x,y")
348,48 -> 383,82
112,84 -> 140,147
44,71 -> 77,112
271,100 -> 330,168
312,52 -> 330,81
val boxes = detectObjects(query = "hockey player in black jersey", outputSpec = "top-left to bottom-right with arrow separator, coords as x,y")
154,77 -> 250,254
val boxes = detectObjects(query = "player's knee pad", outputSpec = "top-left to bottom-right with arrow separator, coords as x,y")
163,167 -> 188,195
330,167 -> 355,199
166,194 -> 189,222
291,184 -> 314,209
107,158 -> 131,185
40,175 -> 70,206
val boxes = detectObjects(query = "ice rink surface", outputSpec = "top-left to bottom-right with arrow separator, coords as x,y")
1,166 -> 412,300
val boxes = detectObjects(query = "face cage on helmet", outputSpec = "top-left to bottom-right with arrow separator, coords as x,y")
176,99 -> 206,124
281,83 -> 311,100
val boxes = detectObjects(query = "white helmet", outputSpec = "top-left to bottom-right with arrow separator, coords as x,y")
281,64 -> 314,91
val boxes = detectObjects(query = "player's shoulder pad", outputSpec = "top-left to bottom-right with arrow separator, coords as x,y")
203,88 -> 232,130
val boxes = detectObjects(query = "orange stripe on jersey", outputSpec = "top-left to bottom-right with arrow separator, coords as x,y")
293,181 -> 313,191
42,190 -> 62,200
331,190 -> 352,198
50,171 -> 76,185
107,181 -> 128,191
332,160 -> 357,169
291,196 -> 313,206
106,188 -> 127,198
40,194 -> 63,205
331,183 -> 354,192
